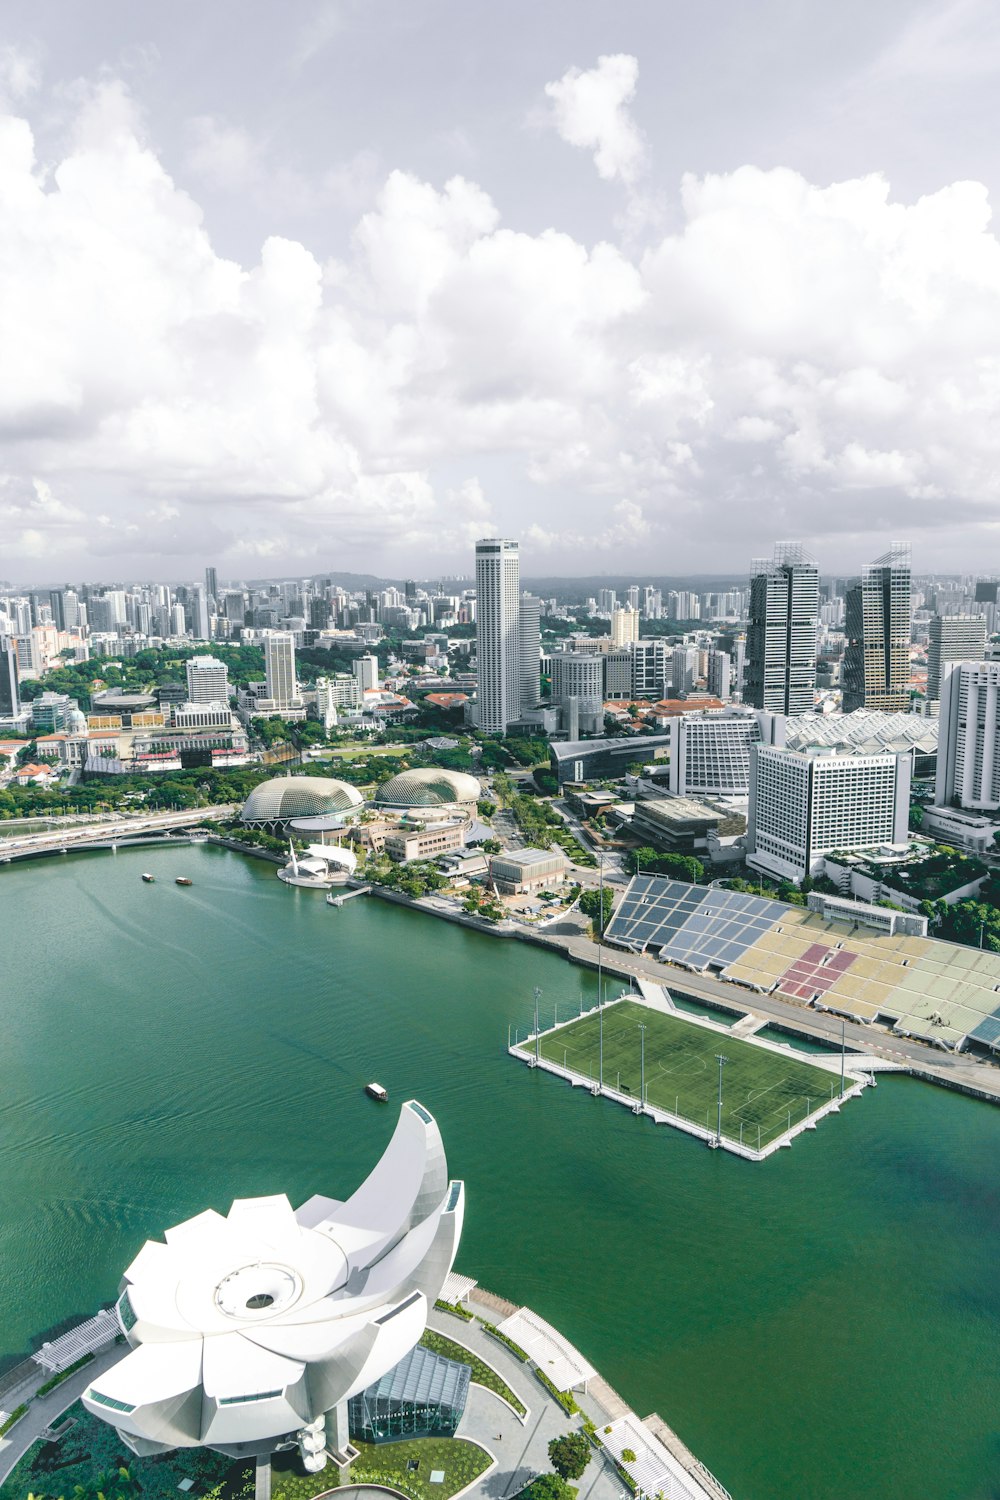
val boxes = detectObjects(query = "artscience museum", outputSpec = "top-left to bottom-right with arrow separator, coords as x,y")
82,1102 -> 464,1471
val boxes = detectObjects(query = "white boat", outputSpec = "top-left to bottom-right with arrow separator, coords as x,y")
365,1082 -> 389,1102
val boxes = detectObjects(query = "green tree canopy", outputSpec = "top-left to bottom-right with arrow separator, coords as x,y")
548,1432 -> 591,1480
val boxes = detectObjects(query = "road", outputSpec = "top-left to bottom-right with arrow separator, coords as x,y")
0,805 -> 233,861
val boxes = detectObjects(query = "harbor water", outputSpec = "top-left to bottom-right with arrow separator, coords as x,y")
1,843 -> 998,1500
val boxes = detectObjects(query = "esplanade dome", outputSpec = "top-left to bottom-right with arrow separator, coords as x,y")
241,775 -> 364,829
374,766 -> 481,809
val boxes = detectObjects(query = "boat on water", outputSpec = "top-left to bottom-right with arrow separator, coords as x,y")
365,1082 -> 389,1102
175,877 -> 193,886
141,873 -> 155,883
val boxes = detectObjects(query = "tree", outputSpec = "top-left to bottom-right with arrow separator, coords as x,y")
579,886 -> 614,932
909,803 -> 925,830
522,1475 -> 576,1500
620,1449 -> 637,1464
548,1433 -> 591,1480
482,839 -> 502,854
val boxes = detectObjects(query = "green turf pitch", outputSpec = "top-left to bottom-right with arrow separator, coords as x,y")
537,1000 -> 842,1147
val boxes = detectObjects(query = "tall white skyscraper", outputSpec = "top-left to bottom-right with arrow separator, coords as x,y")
265,632 -> 298,708
926,616 -> 986,710
186,655 -> 230,704
354,654 -> 379,694
518,593 -> 542,710
475,538 -> 521,733
936,660 -> 1000,810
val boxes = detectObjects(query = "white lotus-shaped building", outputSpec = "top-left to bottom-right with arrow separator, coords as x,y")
83,1102 -> 464,1466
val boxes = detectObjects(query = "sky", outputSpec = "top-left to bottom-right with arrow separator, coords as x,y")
4,0 -> 1000,585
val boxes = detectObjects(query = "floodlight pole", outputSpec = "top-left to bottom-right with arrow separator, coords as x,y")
599,1000 -> 604,1089
840,1019 -> 846,1099
534,987 -> 541,1065
639,1021 -> 647,1106
597,849 -> 605,1007
715,1054 -> 728,1143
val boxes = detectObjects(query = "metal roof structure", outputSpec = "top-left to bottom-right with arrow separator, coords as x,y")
496,1307 -> 595,1391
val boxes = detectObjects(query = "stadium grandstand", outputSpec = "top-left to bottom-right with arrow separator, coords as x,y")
605,875 -> 1000,1054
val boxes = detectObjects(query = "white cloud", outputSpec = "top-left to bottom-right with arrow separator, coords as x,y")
0,44 -> 41,106
544,54 -> 647,187
5,70 -> 1000,575
186,115 -> 261,188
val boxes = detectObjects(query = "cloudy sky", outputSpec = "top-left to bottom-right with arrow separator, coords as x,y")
4,0 -> 1000,584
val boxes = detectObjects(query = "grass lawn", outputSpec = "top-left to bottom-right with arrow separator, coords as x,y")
536,1000 -> 843,1148
270,1436 -> 492,1500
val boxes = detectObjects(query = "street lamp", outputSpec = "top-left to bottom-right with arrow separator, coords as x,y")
715,1054 -> 728,1143
533,986 -> 541,1065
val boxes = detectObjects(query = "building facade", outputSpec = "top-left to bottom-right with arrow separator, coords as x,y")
745,542 -> 819,714
668,710 -> 767,797
475,537 -> 521,733
550,651 -> 604,737
264,632 -> 301,709
519,593 -> 542,711
935,659 -> 1000,810
748,744 -> 911,883
186,655 -> 230,704
842,543 -> 912,712
611,606 -> 640,648
489,847 -> 569,893
926,615 -> 986,709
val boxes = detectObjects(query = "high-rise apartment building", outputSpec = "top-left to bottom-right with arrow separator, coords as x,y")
475,538 -> 521,733
842,543 -> 912,712
935,660 -> 1000,810
926,616 -> 987,710
264,632 -> 299,707
597,589 -> 617,617
518,593 -> 542,711
186,655 -> 230,704
748,743 -> 910,883
670,646 -> 698,696
745,542 -> 819,715
611,606 -> 639,648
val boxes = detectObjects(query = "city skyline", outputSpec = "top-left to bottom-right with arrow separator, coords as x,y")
6,4 -> 1000,579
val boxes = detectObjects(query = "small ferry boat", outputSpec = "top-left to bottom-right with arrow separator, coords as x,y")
365,1082 -> 389,1102
141,872 -> 155,883
175,877 -> 193,886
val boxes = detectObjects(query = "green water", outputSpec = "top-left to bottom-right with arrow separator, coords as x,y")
2,845 -> 999,1500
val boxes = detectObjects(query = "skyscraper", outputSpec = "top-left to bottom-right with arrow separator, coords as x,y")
264,632 -> 298,708
745,542 -> 820,714
186,655 -> 230,704
0,637 -> 19,717
936,660 -> 1000,810
926,615 -> 986,710
475,538 -> 520,733
193,584 -> 211,641
518,593 -> 542,710
611,606 -> 639,647
205,567 -> 219,605
842,543 -> 912,712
